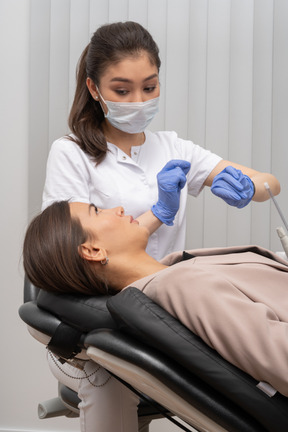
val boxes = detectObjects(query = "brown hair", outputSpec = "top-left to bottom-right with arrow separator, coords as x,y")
23,201 -> 108,295
68,21 -> 161,163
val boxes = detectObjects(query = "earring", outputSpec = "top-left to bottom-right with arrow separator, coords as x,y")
100,257 -> 109,265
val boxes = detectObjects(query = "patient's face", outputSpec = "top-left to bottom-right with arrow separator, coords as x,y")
69,202 -> 149,252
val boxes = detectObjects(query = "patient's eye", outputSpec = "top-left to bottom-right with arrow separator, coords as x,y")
89,203 -> 99,215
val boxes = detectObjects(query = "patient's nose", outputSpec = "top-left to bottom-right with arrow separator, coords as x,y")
104,206 -> 124,216
114,206 -> 124,216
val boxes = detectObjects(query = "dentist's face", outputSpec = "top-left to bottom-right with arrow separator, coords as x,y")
87,51 -> 160,112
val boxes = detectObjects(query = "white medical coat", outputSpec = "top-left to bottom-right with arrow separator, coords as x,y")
42,130 -> 221,260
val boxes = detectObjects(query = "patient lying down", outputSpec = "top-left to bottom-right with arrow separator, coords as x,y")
23,201 -> 288,397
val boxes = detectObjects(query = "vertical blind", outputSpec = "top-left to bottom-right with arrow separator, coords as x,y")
29,0 -> 288,251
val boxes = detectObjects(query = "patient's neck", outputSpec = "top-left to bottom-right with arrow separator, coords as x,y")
107,251 -> 167,291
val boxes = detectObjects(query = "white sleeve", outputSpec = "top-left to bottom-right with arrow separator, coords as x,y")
174,136 -> 222,197
42,139 -> 91,210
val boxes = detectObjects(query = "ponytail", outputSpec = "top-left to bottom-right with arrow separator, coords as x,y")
68,45 -> 107,164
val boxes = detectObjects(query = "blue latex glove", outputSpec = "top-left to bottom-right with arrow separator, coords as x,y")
211,166 -> 255,209
151,160 -> 191,226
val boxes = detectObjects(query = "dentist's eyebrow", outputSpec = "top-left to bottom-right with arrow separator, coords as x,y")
143,73 -> 158,82
110,73 -> 158,84
110,77 -> 132,83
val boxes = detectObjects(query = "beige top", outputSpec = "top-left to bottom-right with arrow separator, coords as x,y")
127,245 -> 288,396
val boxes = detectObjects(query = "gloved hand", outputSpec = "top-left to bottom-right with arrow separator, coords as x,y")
211,166 -> 255,209
151,160 -> 191,226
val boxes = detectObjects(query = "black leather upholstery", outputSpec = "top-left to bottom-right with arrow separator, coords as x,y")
37,290 -> 116,331
19,279 -> 288,432
19,280 -> 170,424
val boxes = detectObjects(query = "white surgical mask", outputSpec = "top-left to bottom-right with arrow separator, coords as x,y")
97,88 -> 159,134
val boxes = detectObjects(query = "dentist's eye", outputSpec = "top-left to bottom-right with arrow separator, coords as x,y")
144,85 -> 157,93
115,89 -> 129,96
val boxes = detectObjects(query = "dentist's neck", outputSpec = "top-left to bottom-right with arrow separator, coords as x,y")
102,122 -> 145,156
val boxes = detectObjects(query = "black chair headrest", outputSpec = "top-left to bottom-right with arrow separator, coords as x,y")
24,276 -> 40,303
37,290 -> 117,332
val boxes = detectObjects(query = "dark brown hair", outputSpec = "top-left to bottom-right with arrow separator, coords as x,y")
68,21 -> 161,163
23,201 -> 108,295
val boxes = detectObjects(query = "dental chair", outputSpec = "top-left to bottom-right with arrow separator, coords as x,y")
19,277 -> 288,432
19,277 -> 164,428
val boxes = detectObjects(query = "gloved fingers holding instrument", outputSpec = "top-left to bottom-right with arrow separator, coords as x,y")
152,160 -> 191,226
211,166 -> 255,209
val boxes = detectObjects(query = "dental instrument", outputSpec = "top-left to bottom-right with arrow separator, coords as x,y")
264,182 -> 288,232
264,182 -> 288,258
276,227 -> 288,259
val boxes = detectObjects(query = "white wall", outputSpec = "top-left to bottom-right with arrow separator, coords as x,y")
1,1 -> 288,431
0,2 -> 74,432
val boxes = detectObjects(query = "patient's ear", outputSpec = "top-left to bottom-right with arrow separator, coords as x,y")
79,242 -> 107,263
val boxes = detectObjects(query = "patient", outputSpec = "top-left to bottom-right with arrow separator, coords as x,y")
23,201 -> 288,397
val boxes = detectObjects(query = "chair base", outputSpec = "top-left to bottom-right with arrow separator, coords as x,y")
38,396 -> 78,419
